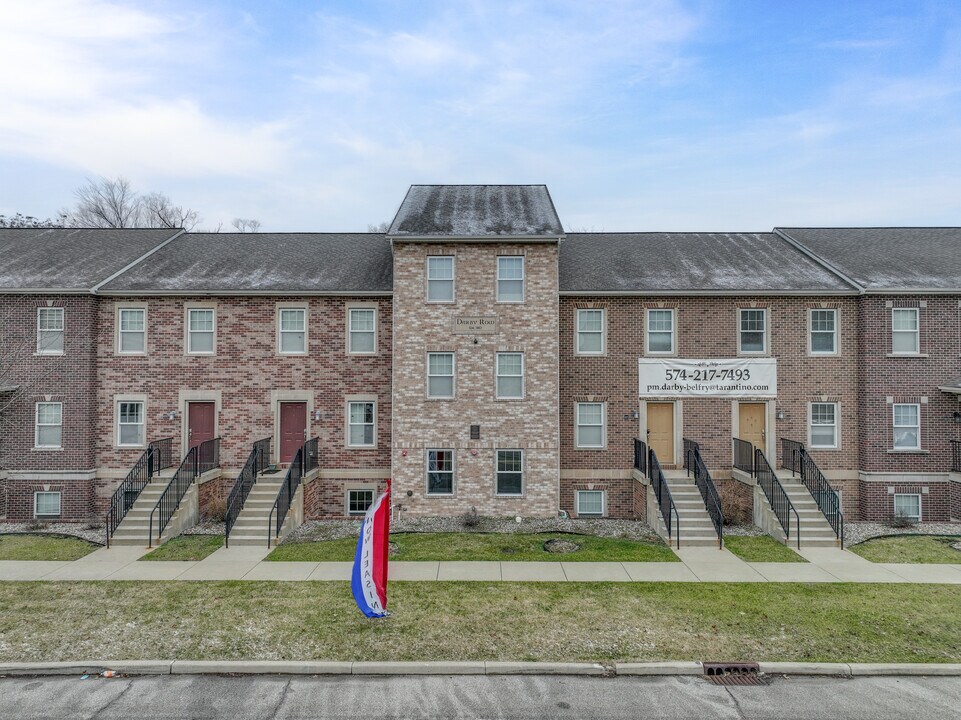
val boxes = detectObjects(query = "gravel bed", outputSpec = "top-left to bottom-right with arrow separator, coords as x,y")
183,520 -> 226,536
845,521 -> 961,546
284,516 -> 662,544
721,524 -> 767,537
0,522 -> 105,545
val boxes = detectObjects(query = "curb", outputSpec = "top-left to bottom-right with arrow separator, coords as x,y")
2,661 -> 961,678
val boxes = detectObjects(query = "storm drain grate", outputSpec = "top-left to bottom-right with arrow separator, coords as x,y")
702,662 -> 768,686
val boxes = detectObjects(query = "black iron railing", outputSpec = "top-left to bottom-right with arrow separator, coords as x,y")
780,437 -> 804,475
755,448 -> 800,549
797,446 -> 845,548
148,437 -> 220,546
224,437 -> 271,547
633,438 -> 647,476
302,436 -> 320,475
648,447 -> 679,548
683,438 -> 724,548
733,438 -> 754,475
268,447 -> 304,547
952,440 -> 961,473
104,437 -> 174,547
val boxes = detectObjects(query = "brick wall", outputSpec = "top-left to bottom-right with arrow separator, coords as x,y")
305,477 -> 389,520
860,481 -> 953,523
560,478 -> 640,519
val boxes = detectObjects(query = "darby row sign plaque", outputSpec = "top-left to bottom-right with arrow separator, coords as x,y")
452,316 -> 498,334
639,358 -> 777,398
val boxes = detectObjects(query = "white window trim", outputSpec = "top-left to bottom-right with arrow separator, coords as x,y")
494,448 -> 524,497
116,304 -> 148,356
426,255 -> 455,304
891,307 -> 921,355
808,308 -> 838,356
893,493 -> 922,522
346,487 -> 376,516
276,305 -> 308,356
496,255 -> 525,304
738,308 -> 768,355
34,491 -> 61,517
425,448 -> 455,496
185,304 -> 217,356
426,352 -> 456,399
892,403 -> 921,450
495,352 -> 525,400
576,489 -> 606,517
34,401 -> 63,450
114,396 -> 147,449
36,307 -> 64,356
808,402 -> 839,449
575,308 -> 606,356
346,304 -> 378,355
575,401 -> 607,449
645,308 -> 676,356
345,397 -> 377,448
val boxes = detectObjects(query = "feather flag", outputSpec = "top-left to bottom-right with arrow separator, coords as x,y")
351,480 -> 391,618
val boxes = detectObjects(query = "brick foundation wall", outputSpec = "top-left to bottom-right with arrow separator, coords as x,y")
559,477 -> 640,519
198,476 -> 229,521
304,477 -> 389,519
859,480 -> 953,523
715,478 -> 753,525
952,479 -> 961,522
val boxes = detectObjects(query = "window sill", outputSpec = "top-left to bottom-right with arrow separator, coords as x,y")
116,445 -> 147,451
494,397 -> 525,402
425,493 -> 456,499
807,352 -> 840,358
495,493 -> 525,499
574,446 -> 607,451
32,447 -> 63,452
885,353 -> 928,358
347,352 -> 378,357
574,352 -> 607,358
886,449 -> 929,455
34,352 -> 64,357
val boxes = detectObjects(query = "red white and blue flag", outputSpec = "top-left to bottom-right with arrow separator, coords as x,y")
351,480 -> 391,618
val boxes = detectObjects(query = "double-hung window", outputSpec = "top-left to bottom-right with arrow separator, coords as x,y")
496,256 -> 524,302
809,309 -> 837,354
37,307 -> 64,355
118,308 -> 146,354
427,353 -> 455,398
496,352 -> 524,399
427,256 -> 454,302
117,401 -> 145,447
187,308 -> 215,354
426,449 -> 454,495
646,309 -> 675,354
347,401 -> 375,447
894,494 -> 921,521
35,402 -> 62,449
348,308 -> 376,354
495,449 -> 523,495
809,402 -> 837,448
576,490 -> 605,517
575,309 -> 605,354
891,308 -> 919,354
892,403 -> 920,450
278,308 -> 306,354
575,402 -> 605,448
739,308 -> 766,353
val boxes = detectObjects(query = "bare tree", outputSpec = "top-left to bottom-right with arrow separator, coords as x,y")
231,218 -> 262,233
62,176 -> 201,230
367,221 -> 389,233
141,192 -> 200,231
0,213 -> 66,228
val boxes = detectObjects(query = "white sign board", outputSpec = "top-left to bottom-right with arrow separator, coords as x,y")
639,358 -> 777,398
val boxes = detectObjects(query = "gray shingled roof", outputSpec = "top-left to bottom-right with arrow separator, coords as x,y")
777,228 -> 961,291
0,228 -> 179,291
98,233 -> 392,294
388,185 -> 564,237
559,232 -> 856,293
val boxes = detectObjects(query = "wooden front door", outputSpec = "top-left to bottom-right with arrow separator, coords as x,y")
739,402 -> 767,455
279,402 -> 307,464
187,402 -> 216,449
647,402 -> 675,466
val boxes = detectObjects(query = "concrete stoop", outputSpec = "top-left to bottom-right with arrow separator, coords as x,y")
753,472 -> 840,549
109,481 -> 195,548
226,478 -> 304,548
647,470 -> 721,548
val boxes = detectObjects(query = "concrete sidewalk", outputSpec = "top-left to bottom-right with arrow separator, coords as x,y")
3,544 -> 961,583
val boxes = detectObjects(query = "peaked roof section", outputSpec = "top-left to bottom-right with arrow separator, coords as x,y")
387,185 -> 564,238
777,227 -> 961,292
98,233 -> 393,294
0,227 -> 180,292
560,232 -> 856,294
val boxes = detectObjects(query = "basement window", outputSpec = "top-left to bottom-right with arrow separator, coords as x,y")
347,489 -> 374,516
34,491 -> 61,517
893,493 -> 921,522
576,490 -> 605,517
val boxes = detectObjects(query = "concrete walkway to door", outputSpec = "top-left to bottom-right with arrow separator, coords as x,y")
3,544 -> 961,583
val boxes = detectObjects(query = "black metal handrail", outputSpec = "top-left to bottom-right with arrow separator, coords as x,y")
267,447 -> 304,547
148,437 -> 220,546
952,440 -> 961,473
683,438 -> 724,548
648,447 -> 679,548
633,438 -> 647,476
733,438 -> 754,475
302,436 -> 320,475
224,437 -> 271,547
798,446 -> 845,549
780,437 -> 804,475
755,448 -> 800,549
104,437 -> 174,547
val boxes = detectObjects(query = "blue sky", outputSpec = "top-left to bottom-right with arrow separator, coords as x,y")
1,0 -> 960,231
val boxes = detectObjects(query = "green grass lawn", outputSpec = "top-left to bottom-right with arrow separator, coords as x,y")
850,535 -> 961,564
1,582 -> 960,662
724,535 -> 808,563
266,532 -> 679,562
0,534 -> 98,561
140,534 -> 224,561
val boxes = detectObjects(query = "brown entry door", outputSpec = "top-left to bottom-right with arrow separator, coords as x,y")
279,402 -> 307,464
187,402 -> 216,449
739,402 -> 767,455
647,402 -> 675,466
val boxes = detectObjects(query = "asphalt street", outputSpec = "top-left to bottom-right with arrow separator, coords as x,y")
2,674 -> 960,720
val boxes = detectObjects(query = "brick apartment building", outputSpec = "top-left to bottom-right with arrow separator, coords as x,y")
0,186 -> 959,547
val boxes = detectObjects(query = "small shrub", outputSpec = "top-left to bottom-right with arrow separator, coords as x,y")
203,496 -> 228,523
888,514 -> 917,529
461,506 -> 480,529
25,521 -> 47,531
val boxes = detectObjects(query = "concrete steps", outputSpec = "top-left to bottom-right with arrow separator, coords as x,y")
225,478 -> 285,547
661,473 -> 721,548
765,472 -> 841,548
108,482 -> 175,547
